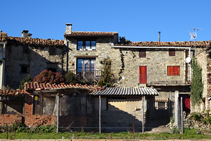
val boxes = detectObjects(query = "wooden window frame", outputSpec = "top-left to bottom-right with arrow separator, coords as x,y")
169,49 -> 175,56
167,66 -> 180,76
139,48 -> 146,58
77,40 -> 96,50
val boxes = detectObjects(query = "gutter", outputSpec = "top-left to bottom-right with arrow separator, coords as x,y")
112,45 -> 192,82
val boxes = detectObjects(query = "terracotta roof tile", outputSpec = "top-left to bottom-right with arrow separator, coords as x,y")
1,36 -> 65,47
115,41 -> 211,47
24,82 -> 105,93
64,31 -> 118,37
0,89 -> 27,97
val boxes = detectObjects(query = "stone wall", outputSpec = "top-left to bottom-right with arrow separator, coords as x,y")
5,44 -> 65,89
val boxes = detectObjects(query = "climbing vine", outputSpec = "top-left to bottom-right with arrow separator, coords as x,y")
190,57 -> 203,106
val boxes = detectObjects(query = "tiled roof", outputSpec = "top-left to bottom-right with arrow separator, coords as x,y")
24,82 -> 105,93
64,31 -> 118,37
0,89 -> 26,97
91,87 -> 159,96
0,36 -> 65,47
115,41 -> 211,47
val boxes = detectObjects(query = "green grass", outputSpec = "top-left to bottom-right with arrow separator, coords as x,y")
0,128 -> 211,139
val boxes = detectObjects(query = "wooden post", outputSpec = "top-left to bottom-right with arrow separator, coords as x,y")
99,95 -> 101,133
181,97 -> 183,134
175,91 -> 179,129
142,96 -> 144,133
56,93 -> 60,133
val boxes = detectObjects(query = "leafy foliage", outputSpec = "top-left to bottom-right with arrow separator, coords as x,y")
191,57 -> 203,106
10,121 -> 28,132
99,58 -> 114,86
33,70 -> 65,84
65,71 -> 79,84
19,74 -> 32,89
192,112 -> 201,121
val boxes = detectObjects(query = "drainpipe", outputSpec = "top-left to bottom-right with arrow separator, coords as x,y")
189,47 -> 192,82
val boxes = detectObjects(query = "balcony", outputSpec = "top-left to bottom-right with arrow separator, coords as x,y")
70,70 -> 102,84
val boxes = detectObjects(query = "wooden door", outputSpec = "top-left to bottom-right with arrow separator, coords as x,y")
139,66 -> 147,84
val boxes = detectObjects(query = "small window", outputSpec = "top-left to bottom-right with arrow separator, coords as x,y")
167,66 -> 180,76
158,102 -> 165,109
77,41 -> 96,50
169,49 -> 175,56
139,48 -> 146,58
20,65 -> 29,73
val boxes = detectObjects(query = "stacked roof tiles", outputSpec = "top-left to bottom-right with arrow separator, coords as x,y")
115,41 -> 211,47
0,89 -> 26,97
6,37 -> 65,47
64,31 -> 118,37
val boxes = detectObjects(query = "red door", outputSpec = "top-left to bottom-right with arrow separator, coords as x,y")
139,66 -> 147,84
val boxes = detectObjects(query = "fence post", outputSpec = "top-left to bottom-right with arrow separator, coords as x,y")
99,95 -> 101,133
175,91 -> 179,129
181,97 -> 184,134
57,93 -> 60,133
142,96 -> 145,133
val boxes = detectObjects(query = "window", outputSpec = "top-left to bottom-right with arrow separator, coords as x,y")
77,41 -> 96,50
77,58 -> 95,72
20,65 -> 29,73
169,49 -> 175,56
139,48 -> 146,58
167,66 -> 180,76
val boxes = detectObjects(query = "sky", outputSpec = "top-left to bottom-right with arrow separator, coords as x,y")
0,0 -> 210,42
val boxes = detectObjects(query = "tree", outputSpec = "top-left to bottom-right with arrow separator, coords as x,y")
65,71 -> 79,84
191,57 -> 203,106
33,70 -> 65,84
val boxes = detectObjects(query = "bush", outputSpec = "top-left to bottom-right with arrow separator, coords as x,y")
65,71 -> 79,84
98,80 -> 104,86
192,112 -> 201,121
33,70 -> 65,84
10,121 -> 28,133
19,74 -> 32,89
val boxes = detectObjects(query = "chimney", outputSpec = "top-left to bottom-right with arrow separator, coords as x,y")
65,23 -> 72,34
158,31 -> 161,45
22,30 -> 32,38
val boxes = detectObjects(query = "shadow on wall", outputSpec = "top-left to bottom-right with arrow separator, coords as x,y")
5,43 -> 65,89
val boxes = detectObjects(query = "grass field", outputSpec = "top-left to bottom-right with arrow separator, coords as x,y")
0,128 -> 211,139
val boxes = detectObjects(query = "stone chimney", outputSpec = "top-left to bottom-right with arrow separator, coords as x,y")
65,23 -> 72,34
22,30 -> 32,38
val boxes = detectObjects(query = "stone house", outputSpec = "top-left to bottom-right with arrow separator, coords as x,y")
3,30 -> 65,89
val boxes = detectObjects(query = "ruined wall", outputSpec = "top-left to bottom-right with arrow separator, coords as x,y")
5,44 -> 64,89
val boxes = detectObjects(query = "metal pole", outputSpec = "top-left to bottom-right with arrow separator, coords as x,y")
142,96 -> 144,133
56,93 -> 60,133
181,97 -> 183,134
99,95 -> 101,133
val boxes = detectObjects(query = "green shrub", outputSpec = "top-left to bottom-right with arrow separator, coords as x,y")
19,74 -> 32,89
10,121 -> 28,133
206,116 -> 211,124
98,80 -> 104,86
192,112 -> 201,121
65,71 -> 79,84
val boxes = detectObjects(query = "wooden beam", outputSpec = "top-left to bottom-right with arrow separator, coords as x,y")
142,96 -> 144,133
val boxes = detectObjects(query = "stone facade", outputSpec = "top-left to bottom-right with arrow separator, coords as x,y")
5,40 -> 65,89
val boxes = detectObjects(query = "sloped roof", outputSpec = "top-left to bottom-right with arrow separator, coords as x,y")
91,87 -> 159,96
115,41 -> 211,47
64,31 -> 118,37
24,82 -> 105,93
0,89 -> 26,97
6,36 -> 65,47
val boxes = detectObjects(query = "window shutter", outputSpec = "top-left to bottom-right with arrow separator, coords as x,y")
139,66 -> 147,84
139,49 -> 146,58
167,66 -> 180,75
169,49 -> 175,56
